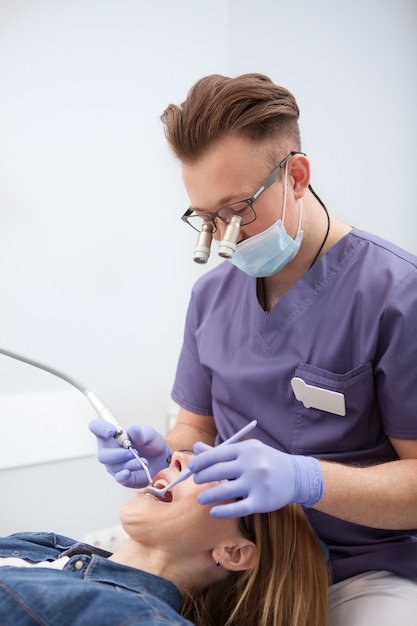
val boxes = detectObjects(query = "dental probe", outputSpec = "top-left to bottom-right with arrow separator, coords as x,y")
146,419 -> 257,499
0,346 -> 152,484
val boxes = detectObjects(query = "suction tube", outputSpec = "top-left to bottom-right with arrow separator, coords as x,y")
0,346 -> 153,483
218,215 -> 242,259
0,346 -> 124,431
193,221 -> 213,264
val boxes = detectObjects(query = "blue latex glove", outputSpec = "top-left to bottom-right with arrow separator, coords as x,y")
187,438 -> 323,518
89,418 -> 171,488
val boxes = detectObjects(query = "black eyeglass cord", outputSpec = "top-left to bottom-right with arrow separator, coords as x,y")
308,184 -> 330,269
260,184 -> 330,313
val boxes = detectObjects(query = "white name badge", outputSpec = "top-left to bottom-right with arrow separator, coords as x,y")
291,377 -> 346,417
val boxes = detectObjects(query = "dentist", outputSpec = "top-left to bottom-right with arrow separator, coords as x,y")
90,73 -> 417,625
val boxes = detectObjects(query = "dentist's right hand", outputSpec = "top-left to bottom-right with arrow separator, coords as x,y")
89,419 -> 171,488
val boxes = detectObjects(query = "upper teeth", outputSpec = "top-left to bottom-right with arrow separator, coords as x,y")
153,479 -> 169,490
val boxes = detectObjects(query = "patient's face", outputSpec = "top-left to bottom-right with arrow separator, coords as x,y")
119,450 -> 241,553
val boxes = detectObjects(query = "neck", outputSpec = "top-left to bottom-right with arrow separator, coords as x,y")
307,187 -> 330,268
259,189 -> 351,311
109,537 -> 217,593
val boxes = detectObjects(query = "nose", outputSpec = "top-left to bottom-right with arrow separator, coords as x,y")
212,219 -> 226,241
172,455 -> 183,473
170,450 -> 194,474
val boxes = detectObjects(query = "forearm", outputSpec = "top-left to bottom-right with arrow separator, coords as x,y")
315,458 -> 417,530
165,408 -> 217,452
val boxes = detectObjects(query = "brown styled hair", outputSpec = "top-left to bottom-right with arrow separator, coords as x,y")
180,503 -> 330,626
161,73 -> 301,164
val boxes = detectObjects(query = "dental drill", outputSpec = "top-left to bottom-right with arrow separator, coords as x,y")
192,215 -> 242,264
0,346 -> 153,484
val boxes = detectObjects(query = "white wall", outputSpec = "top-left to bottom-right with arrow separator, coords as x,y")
0,0 -> 230,538
0,0 -> 415,539
229,0 -> 417,253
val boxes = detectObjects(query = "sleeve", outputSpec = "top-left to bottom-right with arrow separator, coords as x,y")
171,289 -> 213,416
377,267 -> 417,438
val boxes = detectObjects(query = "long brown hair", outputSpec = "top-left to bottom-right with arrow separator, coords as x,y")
180,504 -> 330,626
161,73 -> 301,164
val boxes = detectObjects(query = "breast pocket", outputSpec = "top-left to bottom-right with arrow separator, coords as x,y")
291,362 -> 374,454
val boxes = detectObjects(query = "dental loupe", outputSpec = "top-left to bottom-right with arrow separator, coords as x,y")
193,221 -> 214,264
0,346 -> 152,484
192,215 -> 242,264
217,215 -> 242,259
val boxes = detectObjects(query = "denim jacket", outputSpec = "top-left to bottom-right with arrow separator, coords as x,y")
0,532 -> 194,625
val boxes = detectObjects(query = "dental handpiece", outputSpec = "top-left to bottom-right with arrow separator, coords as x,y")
193,222 -> 213,264
218,215 -> 242,259
0,346 -> 153,484
85,390 -> 152,484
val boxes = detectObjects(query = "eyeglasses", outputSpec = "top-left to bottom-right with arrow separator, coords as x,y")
181,151 -> 304,233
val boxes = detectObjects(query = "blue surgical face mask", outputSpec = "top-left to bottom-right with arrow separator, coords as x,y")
228,216 -> 303,277
227,161 -> 303,277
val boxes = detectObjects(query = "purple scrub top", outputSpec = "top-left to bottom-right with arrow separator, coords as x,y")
172,228 -> 417,583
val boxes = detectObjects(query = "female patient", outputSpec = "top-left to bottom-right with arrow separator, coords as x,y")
0,450 -> 329,626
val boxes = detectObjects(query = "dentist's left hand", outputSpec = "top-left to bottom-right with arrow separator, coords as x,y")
187,438 -> 324,518
89,419 -> 170,488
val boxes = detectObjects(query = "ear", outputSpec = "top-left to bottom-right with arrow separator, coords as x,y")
288,154 -> 310,200
213,540 -> 256,572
